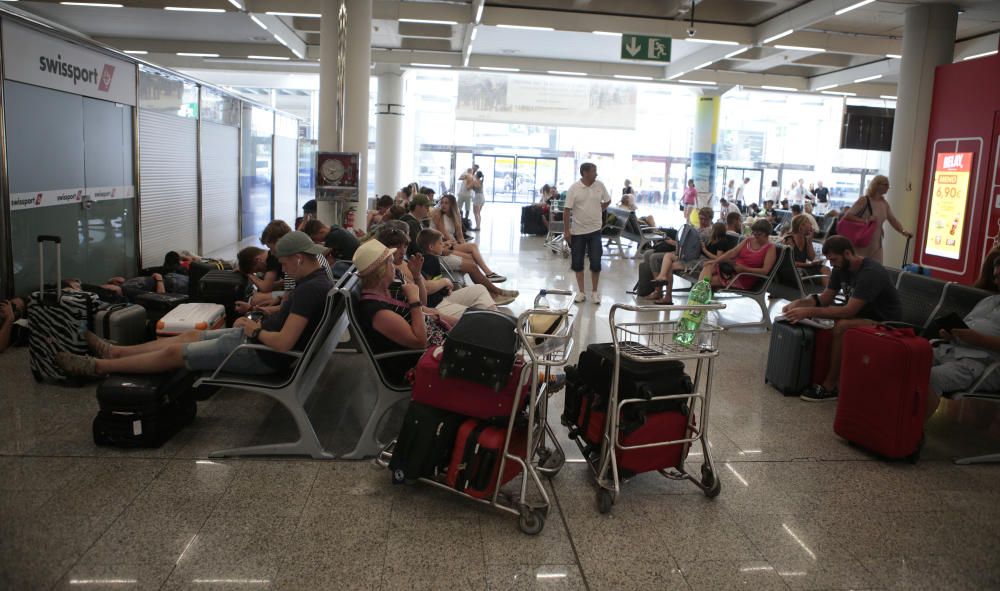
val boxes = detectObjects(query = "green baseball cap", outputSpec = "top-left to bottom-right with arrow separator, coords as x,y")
274,231 -> 329,257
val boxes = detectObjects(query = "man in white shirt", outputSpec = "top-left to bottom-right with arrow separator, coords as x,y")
734,177 -> 749,208
564,162 -> 611,304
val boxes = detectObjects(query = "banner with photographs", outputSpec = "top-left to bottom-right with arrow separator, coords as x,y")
456,72 -> 637,130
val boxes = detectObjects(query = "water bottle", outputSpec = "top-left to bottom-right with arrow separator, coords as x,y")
536,290 -> 550,310
674,279 -> 712,346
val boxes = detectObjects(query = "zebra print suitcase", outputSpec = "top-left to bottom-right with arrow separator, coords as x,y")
28,236 -> 98,383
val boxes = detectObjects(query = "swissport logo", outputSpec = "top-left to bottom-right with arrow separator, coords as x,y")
38,54 -> 115,92
99,64 -> 115,91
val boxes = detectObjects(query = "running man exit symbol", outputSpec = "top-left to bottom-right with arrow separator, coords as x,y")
619,34 -> 672,63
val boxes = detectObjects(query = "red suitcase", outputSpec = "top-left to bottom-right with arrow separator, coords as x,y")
835,326 -> 931,460
810,328 -> 835,386
575,393 -> 692,475
411,346 -> 530,420
445,419 -> 526,499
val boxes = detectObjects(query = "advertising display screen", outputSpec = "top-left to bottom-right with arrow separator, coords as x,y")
924,152 -> 973,260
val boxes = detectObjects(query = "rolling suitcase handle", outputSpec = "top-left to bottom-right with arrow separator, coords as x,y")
37,235 -> 62,307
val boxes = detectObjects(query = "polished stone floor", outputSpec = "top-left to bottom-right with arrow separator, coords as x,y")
3,204 -> 1000,590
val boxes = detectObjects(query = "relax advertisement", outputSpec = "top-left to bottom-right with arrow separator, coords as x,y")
924,152 -> 973,260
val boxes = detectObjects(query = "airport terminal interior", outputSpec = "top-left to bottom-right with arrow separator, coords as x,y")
1,0 -> 1000,590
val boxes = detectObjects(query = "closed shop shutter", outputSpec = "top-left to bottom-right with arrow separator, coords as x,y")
200,122 -> 239,255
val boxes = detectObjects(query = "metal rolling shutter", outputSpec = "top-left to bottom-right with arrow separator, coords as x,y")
138,110 -> 197,268
200,122 -> 239,256
273,135 -> 298,225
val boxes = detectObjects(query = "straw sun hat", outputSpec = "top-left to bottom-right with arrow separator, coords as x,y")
352,239 -> 396,276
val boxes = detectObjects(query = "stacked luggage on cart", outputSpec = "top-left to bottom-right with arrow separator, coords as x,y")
377,291 -> 575,534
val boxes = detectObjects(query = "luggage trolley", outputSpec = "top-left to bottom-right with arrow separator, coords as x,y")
376,290 -> 575,535
590,302 -> 726,514
544,199 -> 570,257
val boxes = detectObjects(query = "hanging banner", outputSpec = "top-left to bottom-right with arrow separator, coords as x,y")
924,152 -> 973,260
9,185 -> 135,212
457,72 -> 637,130
2,21 -> 136,105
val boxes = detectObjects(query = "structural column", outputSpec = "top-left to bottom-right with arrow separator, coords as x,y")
690,90 -> 722,213
885,3 -> 958,265
317,0 -> 371,229
375,64 -> 404,198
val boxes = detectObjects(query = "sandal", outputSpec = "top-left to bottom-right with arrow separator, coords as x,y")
653,297 -> 674,305
650,279 -> 670,286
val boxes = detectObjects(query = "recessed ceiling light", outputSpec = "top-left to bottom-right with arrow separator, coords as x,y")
399,18 -> 457,25
548,70 -> 587,76
853,74 -> 882,83
725,48 -> 749,59
60,2 -> 123,6
686,38 -> 739,46
667,71 -> 686,80
410,63 -> 451,68
227,0 -> 243,9
775,45 -> 825,52
678,79 -> 716,85
272,34 -> 288,47
177,52 -> 219,57
614,74 -> 653,80
593,31 -> 621,36
475,3 -> 484,23
248,55 -> 289,60
761,29 -> 794,44
761,85 -> 798,92
291,48 -> 304,59
835,0 -> 876,16
497,24 -> 554,31
880,95 -> 897,100
265,12 -> 320,18
694,61 -> 715,70
963,50 -> 998,61
480,66 -> 519,72
123,50 -> 148,54
886,54 -> 901,59
471,27 -> 478,41
165,6 -> 225,13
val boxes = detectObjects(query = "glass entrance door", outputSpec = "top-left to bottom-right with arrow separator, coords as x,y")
473,154 -> 558,203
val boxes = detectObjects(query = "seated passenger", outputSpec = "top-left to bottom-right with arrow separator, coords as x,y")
0,297 -> 27,354
55,232 -> 335,378
783,214 -> 831,287
431,193 -> 509,284
698,219 -> 777,290
781,236 -> 902,402
416,228 -> 506,313
367,194 -> 394,227
300,219 -> 360,262
400,194 -> 432,255
718,198 -> 739,220
295,199 -> 317,231
618,193 -> 656,227
927,287 -> 1000,419
647,211 -> 740,305
973,244 -> 1000,292
248,220 -> 293,300
725,211 -> 744,238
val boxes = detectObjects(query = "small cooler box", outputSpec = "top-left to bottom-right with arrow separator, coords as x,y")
156,303 -> 226,338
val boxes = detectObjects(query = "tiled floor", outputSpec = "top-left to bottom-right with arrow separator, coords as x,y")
3,204 -> 1000,590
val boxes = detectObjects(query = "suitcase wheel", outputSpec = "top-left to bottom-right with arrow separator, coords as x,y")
518,508 -> 545,535
391,468 -> 406,485
702,464 -> 721,498
596,488 -> 614,514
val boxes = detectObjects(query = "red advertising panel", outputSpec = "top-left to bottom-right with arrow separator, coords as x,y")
924,152 -> 973,260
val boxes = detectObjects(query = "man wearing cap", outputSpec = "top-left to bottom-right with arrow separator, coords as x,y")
56,232 -> 335,378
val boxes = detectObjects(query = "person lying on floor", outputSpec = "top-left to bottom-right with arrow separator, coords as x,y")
55,232 -> 334,378
0,297 -> 26,354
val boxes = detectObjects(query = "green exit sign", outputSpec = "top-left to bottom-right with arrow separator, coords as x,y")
620,34 -> 672,63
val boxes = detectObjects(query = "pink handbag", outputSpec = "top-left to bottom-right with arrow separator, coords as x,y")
836,197 -> 878,247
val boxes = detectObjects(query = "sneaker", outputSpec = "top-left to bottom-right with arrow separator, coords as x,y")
493,293 -> 516,306
500,289 -> 519,298
592,292 -> 602,304
800,384 -> 838,402
486,272 -> 507,283
55,352 -> 103,378
547,373 -> 567,393
84,330 -> 114,359
574,292 -> 586,303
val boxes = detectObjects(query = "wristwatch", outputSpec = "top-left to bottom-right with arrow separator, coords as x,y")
811,294 -> 822,306
250,326 -> 263,340
409,301 -> 422,309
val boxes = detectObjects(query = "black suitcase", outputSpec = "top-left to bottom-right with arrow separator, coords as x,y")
93,370 -> 198,448
440,310 -> 518,391
388,402 -> 464,484
765,320 -> 814,395
27,236 -> 99,383
134,292 -> 189,338
198,270 -> 248,324
94,303 -> 148,346
187,259 -> 227,299
520,205 -> 547,236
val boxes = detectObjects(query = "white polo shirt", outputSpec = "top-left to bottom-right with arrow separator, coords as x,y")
565,179 -> 611,235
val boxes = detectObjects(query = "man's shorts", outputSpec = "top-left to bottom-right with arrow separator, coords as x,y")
930,347 -> 1000,395
181,327 -> 274,374
570,230 -> 602,273
441,254 -> 464,271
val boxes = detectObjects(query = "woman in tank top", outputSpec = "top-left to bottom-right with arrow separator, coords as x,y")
699,219 -> 777,291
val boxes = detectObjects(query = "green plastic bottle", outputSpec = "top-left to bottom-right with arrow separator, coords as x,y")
674,278 -> 712,346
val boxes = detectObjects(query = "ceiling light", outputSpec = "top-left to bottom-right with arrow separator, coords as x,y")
410,63 -> 451,68
227,0 -> 243,9
725,47 -> 749,59
247,55 -> 289,60
548,70 -> 586,76
963,50 -> 999,61
249,15 -> 267,30
471,27 -> 478,41
694,61 -> 715,70
762,29 -> 794,44
593,31 -> 621,36
614,75 -> 653,80
816,83 -> 839,91
667,71 -> 686,80
475,3 -> 484,23
853,74 -> 882,83
60,2 -> 123,6
497,24 -> 554,31
177,52 -> 219,57
291,48 -> 304,59
165,6 -> 225,13
265,11 -> 320,18
775,45 -> 826,52
686,38 -> 738,46
480,66 -> 519,72
886,54 -> 901,59
835,0 -> 876,16
761,85 -> 798,92
123,50 -> 148,54
822,90 -> 857,96
272,34 -> 288,47
880,95 -> 897,100
399,19 -> 457,25
679,80 -> 716,85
